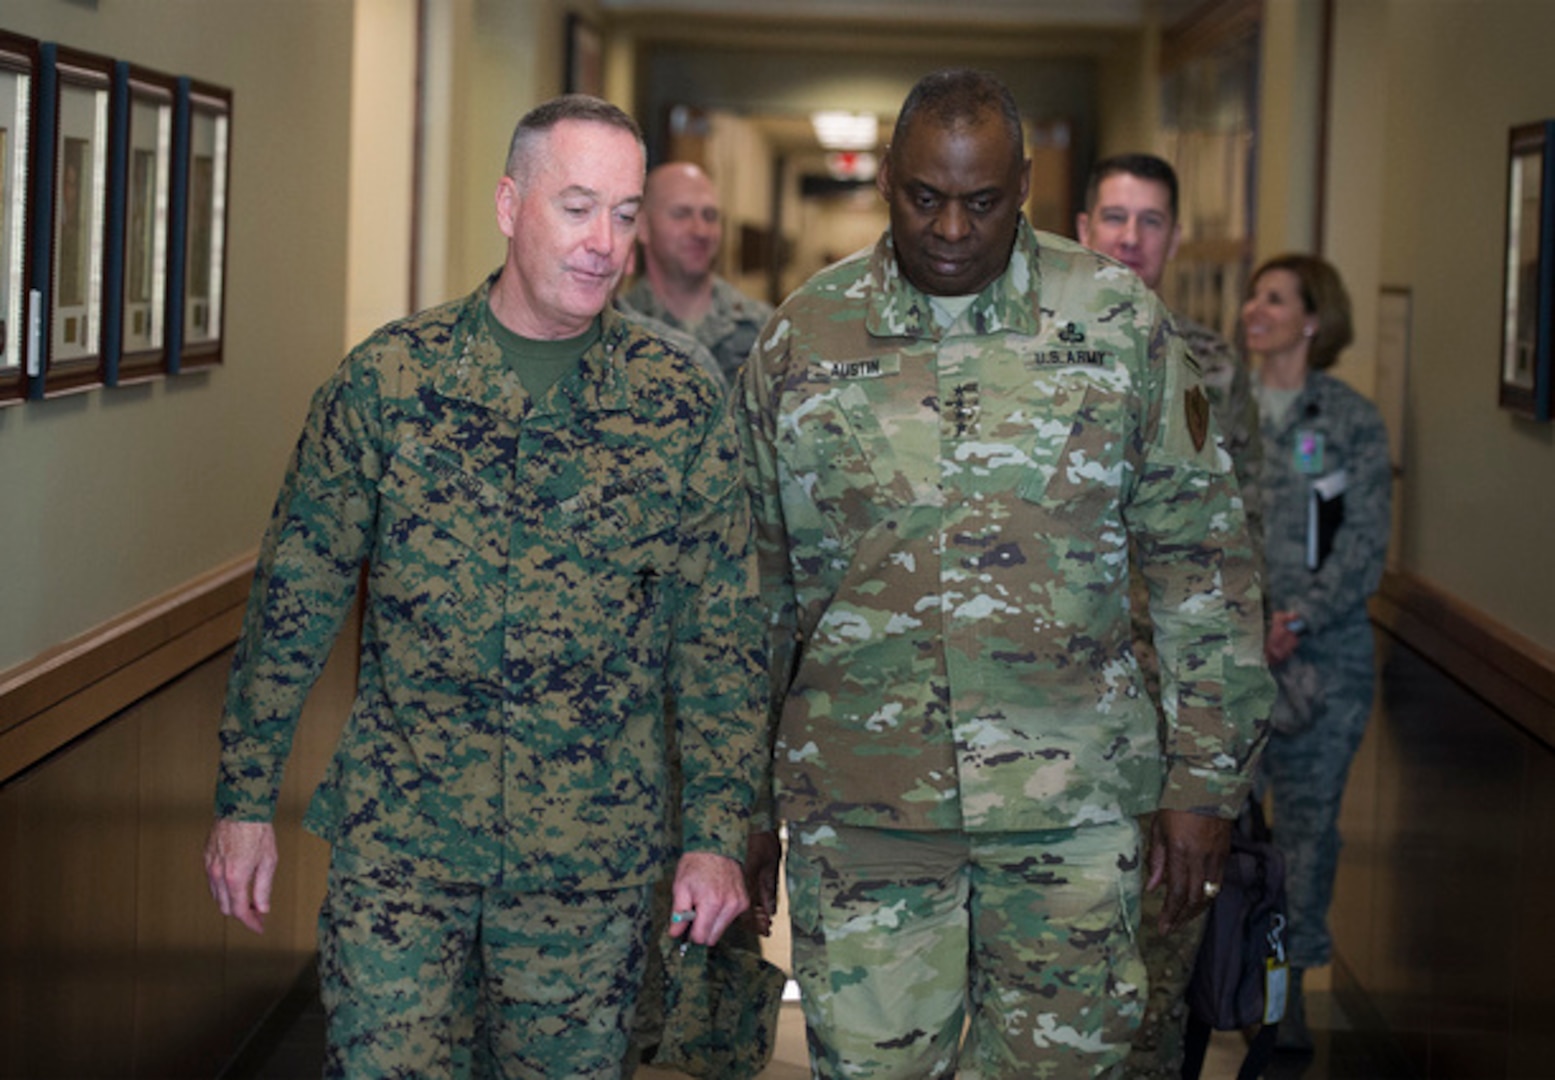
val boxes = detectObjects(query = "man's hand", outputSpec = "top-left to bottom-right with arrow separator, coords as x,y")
1266,610 -> 1304,665
743,829 -> 783,937
1145,809 -> 1232,933
203,820 -> 278,934
668,851 -> 749,947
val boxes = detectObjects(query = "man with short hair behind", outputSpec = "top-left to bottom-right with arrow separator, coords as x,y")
740,70 -> 1273,1078
1077,152 -> 1265,1078
619,162 -> 773,384
203,94 -> 762,1079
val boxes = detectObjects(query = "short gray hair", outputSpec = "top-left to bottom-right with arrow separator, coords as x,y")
505,94 -> 645,183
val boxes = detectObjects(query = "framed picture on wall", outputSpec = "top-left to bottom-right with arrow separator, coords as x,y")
564,14 -> 603,97
105,63 -> 175,385
0,30 -> 37,406
35,43 -> 113,397
167,77 -> 230,373
1499,120 -> 1555,422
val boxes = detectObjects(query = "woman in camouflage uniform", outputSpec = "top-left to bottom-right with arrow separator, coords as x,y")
1244,254 -> 1391,1051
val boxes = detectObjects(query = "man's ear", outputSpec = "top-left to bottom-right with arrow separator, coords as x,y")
1019,157 -> 1031,205
1075,211 -> 1092,246
875,150 -> 892,202
1166,221 -> 1182,264
495,175 -> 519,240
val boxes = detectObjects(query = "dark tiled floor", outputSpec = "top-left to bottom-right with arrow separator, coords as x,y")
223,979 -> 1414,1079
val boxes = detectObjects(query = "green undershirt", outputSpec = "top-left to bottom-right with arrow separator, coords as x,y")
483,303 -> 601,401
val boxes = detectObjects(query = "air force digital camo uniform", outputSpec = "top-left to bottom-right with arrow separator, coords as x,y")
740,218 -> 1274,1077
621,275 -> 773,385
1258,370 -> 1390,972
216,274 -> 763,1077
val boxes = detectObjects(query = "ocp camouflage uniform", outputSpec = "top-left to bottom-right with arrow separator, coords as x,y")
739,219 -> 1274,1079
620,275 -> 773,385
216,273 -> 764,1078
1258,370 -> 1390,971
1124,315 -> 1264,1080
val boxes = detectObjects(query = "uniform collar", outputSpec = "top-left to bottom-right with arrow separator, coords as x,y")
864,215 -> 1044,341
432,271 -> 635,418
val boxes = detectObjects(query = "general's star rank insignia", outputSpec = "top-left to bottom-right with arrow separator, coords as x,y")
1185,386 -> 1210,452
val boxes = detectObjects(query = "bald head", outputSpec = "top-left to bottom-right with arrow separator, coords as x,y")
639,162 -> 723,288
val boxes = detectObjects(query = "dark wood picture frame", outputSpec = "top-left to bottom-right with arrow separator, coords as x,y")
167,77 -> 230,374
0,30 -> 37,407
1499,120 -> 1555,422
34,42 -> 114,398
105,62 -> 176,386
564,14 -> 604,97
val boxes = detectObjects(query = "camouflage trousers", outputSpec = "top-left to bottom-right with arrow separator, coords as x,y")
786,821 -> 1146,1079
1260,634 -> 1373,970
317,849 -> 651,1079
1119,814 -> 1209,1080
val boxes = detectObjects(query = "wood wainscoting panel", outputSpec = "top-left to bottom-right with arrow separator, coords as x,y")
1370,570 -> 1555,746
1333,604 -> 1555,1078
0,558 -> 360,1079
0,555 -> 257,785
0,714 -> 142,1079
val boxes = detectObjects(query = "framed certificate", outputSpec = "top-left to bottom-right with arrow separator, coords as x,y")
1499,120 -> 1555,422
105,62 -> 175,385
167,77 -> 229,374
36,45 -> 114,396
0,31 -> 37,406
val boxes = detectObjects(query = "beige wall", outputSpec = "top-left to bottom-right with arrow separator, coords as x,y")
1322,0 -> 1388,401
1095,26 -> 1156,163
347,0 -> 418,348
1360,0 -> 1555,647
0,0 -> 587,673
706,111 -> 775,302
0,1 -> 356,673
1254,0 -> 1325,261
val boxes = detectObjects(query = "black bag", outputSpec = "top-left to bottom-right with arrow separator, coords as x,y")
1181,796 -> 1289,1080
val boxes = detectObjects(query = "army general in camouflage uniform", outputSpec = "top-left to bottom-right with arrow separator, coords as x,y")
203,96 -> 763,1079
739,71 -> 1274,1079
619,162 -> 773,385
1077,153 -> 1265,1079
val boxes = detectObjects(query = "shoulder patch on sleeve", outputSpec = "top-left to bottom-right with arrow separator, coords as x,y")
1185,385 -> 1210,452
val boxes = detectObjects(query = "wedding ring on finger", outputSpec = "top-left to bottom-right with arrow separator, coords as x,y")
1202,881 -> 1222,899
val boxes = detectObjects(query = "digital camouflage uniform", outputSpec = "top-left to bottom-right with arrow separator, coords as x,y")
215,274 -> 764,1079
600,308 -> 758,1074
620,275 -> 773,385
739,219 -> 1274,1078
1124,314 -> 1264,1080
614,302 -> 728,390
1257,370 -> 1390,971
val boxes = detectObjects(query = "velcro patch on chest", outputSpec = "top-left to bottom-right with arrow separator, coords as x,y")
817,354 -> 901,380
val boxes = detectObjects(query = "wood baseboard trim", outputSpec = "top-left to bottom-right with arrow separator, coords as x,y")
0,554 -> 256,784
1371,569 -> 1555,747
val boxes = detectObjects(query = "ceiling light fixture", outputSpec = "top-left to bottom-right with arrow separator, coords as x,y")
811,110 -> 879,151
